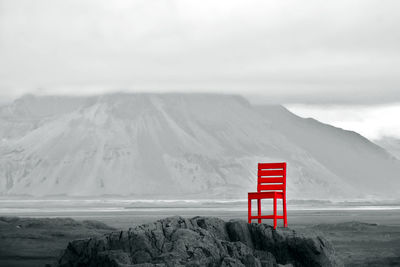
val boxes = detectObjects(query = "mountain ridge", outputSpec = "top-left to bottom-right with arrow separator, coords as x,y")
0,93 -> 399,200
376,136 -> 400,160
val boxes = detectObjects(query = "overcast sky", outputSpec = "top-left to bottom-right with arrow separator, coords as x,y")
1,0 -> 400,139
1,0 -> 400,103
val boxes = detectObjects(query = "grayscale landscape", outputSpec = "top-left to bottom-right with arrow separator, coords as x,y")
0,93 -> 399,266
0,94 -> 400,267
1,0 -> 400,266
1,199 -> 400,266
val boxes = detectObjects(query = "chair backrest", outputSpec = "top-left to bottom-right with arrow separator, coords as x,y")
257,162 -> 286,193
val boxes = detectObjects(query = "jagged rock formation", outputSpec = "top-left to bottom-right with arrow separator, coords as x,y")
56,216 -> 341,267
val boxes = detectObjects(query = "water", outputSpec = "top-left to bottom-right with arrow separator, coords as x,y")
1,199 -> 400,229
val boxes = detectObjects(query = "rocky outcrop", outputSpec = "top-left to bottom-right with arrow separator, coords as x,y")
56,216 -> 341,267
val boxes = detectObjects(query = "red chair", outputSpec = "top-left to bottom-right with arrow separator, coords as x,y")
248,162 -> 287,229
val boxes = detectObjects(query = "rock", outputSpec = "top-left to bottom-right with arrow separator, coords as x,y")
55,216 -> 342,267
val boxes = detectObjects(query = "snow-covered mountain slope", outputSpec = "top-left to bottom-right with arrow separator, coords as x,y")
0,94 -> 399,200
257,105 -> 400,199
375,137 -> 400,160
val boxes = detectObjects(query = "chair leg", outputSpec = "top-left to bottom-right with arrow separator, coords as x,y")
283,196 -> 287,228
257,199 -> 261,223
273,196 -> 277,229
248,198 -> 251,224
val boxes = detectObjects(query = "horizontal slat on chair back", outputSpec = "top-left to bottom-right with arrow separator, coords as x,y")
258,162 -> 286,169
259,177 -> 284,183
259,169 -> 284,176
258,184 -> 284,191
257,162 -> 286,192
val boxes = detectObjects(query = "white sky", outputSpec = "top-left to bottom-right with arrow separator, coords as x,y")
0,0 -> 399,140
286,103 -> 400,141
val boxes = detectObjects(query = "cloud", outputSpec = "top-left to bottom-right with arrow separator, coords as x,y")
286,103 -> 400,140
0,0 -> 400,103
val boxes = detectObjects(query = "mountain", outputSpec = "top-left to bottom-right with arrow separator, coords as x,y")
375,137 -> 400,160
256,106 -> 400,199
0,93 -> 399,200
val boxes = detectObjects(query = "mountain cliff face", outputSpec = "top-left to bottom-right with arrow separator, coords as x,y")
376,137 -> 400,160
0,93 -> 399,199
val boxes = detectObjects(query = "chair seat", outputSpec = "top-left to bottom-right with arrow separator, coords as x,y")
248,191 -> 284,199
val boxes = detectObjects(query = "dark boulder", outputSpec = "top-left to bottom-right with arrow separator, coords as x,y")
56,216 -> 341,267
